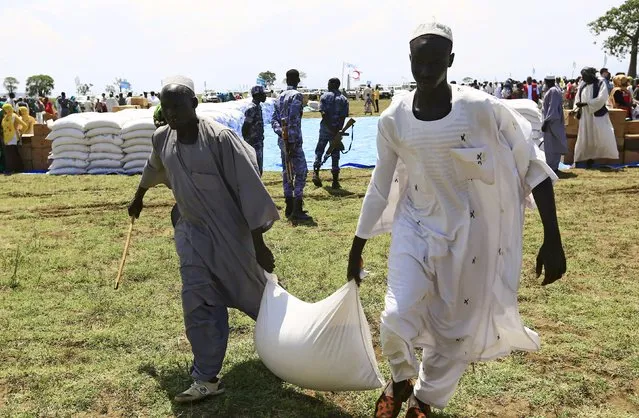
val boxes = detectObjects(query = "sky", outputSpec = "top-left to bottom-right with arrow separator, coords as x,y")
1,0 -> 632,96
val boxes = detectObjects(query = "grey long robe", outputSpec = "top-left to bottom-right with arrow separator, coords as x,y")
140,117 -> 280,318
541,86 -> 568,157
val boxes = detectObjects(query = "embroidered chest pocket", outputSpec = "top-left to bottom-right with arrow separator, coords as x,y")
191,172 -> 222,191
450,147 -> 495,185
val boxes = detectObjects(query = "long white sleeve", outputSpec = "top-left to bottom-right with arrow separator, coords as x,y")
355,121 -> 399,239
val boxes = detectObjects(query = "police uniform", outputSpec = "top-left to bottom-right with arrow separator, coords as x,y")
314,89 -> 349,178
271,86 -> 311,220
243,86 -> 265,175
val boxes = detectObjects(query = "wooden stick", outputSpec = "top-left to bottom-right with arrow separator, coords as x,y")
114,216 -> 135,290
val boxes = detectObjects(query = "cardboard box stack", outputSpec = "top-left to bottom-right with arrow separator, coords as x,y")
130,97 -> 148,108
600,109 -> 627,165
624,120 -> 639,164
563,110 -> 579,164
31,124 -> 52,171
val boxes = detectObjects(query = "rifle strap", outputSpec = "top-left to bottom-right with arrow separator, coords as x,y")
340,124 -> 355,155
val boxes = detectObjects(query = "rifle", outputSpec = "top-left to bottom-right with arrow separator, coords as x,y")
281,120 -> 294,185
321,118 -> 356,165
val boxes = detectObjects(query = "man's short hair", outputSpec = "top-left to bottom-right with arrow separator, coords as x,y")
329,78 -> 340,88
600,68 -> 608,75
286,69 -> 300,80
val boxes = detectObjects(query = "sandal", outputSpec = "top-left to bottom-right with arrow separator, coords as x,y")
374,379 -> 414,418
405,394 -> 431,418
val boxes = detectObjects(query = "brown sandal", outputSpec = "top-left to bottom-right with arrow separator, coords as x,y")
374,379 -> 414,418
404,394 -> 431,418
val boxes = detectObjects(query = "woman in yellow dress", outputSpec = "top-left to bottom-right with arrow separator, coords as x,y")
18,106 -> 36,135
2,103 -> 28,174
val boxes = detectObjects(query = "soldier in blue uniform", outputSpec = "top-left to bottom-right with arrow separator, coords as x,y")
242,85 -> 267,176
271,69 -> 312,221
312,78 -> 349,189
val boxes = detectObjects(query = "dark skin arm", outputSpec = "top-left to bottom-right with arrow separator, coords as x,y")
347,177 -> 566,286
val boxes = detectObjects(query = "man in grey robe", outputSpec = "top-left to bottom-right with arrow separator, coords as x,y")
128,75 -> 280,403
541,76 -> 568,176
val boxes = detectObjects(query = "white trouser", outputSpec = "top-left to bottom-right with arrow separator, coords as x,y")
380,220 -> 468,409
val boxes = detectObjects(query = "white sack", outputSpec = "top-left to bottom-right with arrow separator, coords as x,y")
49,159 -> 90,170
254,276 -> 384,392
123,159 -> 147,170
51,144 -> 90,153
87,135 -> 124,146
48,167 -> 87,175
125,167 -> 144,175
88,159 -> 123,169
84,116 -> 121,131
88,152 -> 123,161
122,129 -> 155,140
121,120 -> 155,134
50,114 -> 90,131
123,137 -> 153,148
90,143 -> 123,154
122,152 -> 150,163
50,151 -> 90,160
86,127 -> 121,137
50,137 -> 88,147
123,145 -> 153,154
47,128 -> 85,140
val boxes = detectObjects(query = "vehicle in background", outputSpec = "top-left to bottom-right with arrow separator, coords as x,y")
202,90 -> 220,103
379,87 -> 393,99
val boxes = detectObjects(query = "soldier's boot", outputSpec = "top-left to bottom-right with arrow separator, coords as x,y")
290,197 -> 312,222
284,197 -> 294,218
312,167 -> 322,188
331,170 -> 341,189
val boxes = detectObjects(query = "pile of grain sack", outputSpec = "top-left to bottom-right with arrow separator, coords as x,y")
45,98 -> 275,175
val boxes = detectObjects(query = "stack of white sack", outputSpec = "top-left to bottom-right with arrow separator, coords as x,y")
197,98 -> 275,136
46,114 -> 91,175
121,117 -> 156,174
503,99 -> 544,147
84,114 -> 125,175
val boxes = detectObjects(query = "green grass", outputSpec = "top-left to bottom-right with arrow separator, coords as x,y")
303,98 -> 391,119
1,168 -> 639,417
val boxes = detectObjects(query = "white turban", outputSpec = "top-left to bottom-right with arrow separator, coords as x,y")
162,75 -> 195,96
411,22 -> 453,43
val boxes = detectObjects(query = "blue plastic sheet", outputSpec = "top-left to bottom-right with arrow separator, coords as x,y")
263,116 -> 379,172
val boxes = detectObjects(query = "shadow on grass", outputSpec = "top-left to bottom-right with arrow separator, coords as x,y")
140,360 -> 352,418
322,187 -> 356,197
557,171 -> 579,179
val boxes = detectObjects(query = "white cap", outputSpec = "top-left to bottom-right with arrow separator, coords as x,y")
410,22 -> 453,43
162,75 -> 195,95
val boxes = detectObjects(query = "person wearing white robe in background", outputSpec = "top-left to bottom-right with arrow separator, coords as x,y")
573,67 -> 618,164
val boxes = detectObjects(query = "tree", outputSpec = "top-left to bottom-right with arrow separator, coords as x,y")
588,0 -> 639,77
258,71 -> 277,87
3,77 -> 19,94
25,75 -> 55,97
105,84 -> 116,95
77,83 -> 93,96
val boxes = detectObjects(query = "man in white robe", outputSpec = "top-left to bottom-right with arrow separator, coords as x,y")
346,22 -> 567,417
573,67 -> 619,166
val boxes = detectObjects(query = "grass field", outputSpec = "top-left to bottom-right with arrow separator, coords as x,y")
1,168 -> 639,418
303,98 -> 391,119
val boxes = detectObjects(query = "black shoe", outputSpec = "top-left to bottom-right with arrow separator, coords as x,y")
290,198 -> 312,221
312,168 -> 322,187
284,197 -> 294,218
331,171 -> 341,189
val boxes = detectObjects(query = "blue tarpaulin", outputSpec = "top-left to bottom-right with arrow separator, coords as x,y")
263,116 -> 379,171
